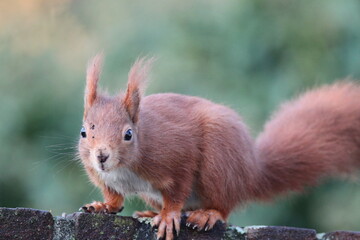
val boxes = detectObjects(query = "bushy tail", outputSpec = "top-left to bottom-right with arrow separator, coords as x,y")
255,81 -> 360,200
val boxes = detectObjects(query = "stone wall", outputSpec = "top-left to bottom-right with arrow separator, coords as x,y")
0,208 -> 359,240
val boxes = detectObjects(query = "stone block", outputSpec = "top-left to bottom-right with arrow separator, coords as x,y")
320,230 -> 360,240
0,207 -> 53,240
246,225 -> 317,240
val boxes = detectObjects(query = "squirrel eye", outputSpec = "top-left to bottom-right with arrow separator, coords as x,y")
80,126 -> 87,138
124,129 -> 132,141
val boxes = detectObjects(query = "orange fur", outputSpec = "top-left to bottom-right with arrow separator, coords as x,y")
133,210 -> 158,218
78,55 -> 360,240
256,82 -> 360,200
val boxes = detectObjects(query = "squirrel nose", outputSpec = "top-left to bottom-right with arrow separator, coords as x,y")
97,154 -> 109,163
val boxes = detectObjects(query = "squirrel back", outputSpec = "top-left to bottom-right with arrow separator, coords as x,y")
256,82 -> 360,200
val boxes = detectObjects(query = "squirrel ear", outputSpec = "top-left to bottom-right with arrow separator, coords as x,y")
123,57 -> 154,123
84,53 -> 103,117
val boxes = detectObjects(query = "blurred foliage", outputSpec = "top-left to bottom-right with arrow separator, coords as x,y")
0,0 -> 359,232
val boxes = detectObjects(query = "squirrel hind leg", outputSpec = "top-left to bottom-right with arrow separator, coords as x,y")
133,210 -> 158,218
185,209 -> 226,231
132,193 -> 161,218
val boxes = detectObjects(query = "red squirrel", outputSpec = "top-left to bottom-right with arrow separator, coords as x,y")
78,54 -> 360,240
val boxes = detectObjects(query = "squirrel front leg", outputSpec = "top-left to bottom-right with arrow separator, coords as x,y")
152,193 -> 184,240
82,186 -> 124,214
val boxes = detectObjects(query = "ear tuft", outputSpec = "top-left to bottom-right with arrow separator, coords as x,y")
127,57 -> 155,95
84,53 -> 103,116
124,57 -> 155,123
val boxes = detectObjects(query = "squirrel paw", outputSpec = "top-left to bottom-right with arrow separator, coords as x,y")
80,201 -> 124,214
133,210 -> 158,218
152,210 -> 181,240
185,209 -> 225,231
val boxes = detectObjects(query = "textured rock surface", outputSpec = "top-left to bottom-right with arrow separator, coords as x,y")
0,207 -> 359,240
53,216 -> 75,240
321,231 -> 360,240
0,208 -> 54,240
66,212 -> 154,240
246,226 -> 316,240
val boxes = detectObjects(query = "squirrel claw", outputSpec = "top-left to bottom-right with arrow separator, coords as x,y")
185,209 -> 224,232
80,202 -> 123,214
112,206 -> 124,214
80,206 -> 87,212
153,210 -> 181,240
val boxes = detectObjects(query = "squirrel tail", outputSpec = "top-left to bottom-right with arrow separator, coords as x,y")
255,81 -> 360,200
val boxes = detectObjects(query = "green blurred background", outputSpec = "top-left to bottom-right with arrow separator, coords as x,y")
1,0 -> 359,232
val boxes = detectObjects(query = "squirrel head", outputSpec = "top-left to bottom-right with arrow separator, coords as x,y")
78,54 -> 153,173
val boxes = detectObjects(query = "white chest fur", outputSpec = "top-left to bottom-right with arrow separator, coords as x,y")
99,167 -> 162,202
98,167 -> 202,210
